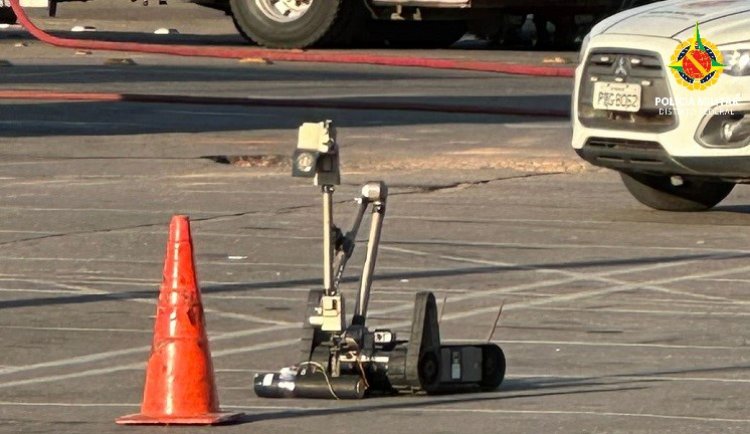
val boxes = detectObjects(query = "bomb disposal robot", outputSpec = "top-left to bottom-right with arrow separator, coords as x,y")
254,121 -> 506,399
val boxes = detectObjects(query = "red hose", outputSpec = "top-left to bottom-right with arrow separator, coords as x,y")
0,89 -> 569,118
7,0 -> 575,78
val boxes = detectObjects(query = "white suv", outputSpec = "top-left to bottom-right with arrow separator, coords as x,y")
572,0 -> 750,211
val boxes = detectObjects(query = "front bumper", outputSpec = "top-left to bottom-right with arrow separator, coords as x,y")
575,137 -> 750,179
572,34 -> 750,179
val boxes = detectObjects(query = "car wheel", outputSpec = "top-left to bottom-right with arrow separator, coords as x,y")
620,172 -> 735,211
229,0 -> 363,48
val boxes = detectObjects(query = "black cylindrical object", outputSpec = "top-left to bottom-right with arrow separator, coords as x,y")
254,372 -> 297,399
254,371 -> 366,399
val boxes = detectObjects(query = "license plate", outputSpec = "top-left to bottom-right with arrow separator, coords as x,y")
592,82 -> 642,112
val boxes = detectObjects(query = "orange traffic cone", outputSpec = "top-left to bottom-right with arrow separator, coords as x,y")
117,216 -> 243,425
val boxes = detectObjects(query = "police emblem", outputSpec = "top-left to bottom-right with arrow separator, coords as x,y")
669,23 -> 724,91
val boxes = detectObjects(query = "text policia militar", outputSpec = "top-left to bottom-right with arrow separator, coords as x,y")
655,95 -> 742,116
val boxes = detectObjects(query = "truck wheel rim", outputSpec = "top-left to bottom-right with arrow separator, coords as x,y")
254,0 -> 313,23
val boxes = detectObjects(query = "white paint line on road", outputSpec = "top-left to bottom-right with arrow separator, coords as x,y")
701,278 -> 750,283
0,401 -> 135,407
0,277 -> 125,295
0,338 -> 299,389
0,323 -> 293,378
366,299 -> 408,304
203,307 -> 293,326
0,401 -> 746,424
41,290 -> 397,303
0,206 -> 231,214
0,249 -> 703,382
0,363 -> 144,389
8,222 -> 746,257
202,294 -> 306,301
129,230 -> 750,256
374,246 -> 727,318
56,277 -> 470,295
393,408 -> 750,424
388,215 -> 750,232
507,373 -> 750,384
0,325 -> 150,334
0,288 -> 97,295
0,358 -> 143,381
382,245 -> 740,304
524,306 -> 750,318
485,339 -> 745,351
623,297 -> 750,307
0,265 -> 713,387
50,279 -> 322,295
0,256 -> 424,271
433,262 -> 750,326
381,238 -> 750,255
0,256 -> 319,267
389,215 -> 614,226
52,276 -> 155,283
1,239 -> 743,388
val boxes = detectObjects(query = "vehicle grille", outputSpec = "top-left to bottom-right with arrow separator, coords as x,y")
587,137 -> 661,151
578,137 -> 683,174
578,49 -> 677,133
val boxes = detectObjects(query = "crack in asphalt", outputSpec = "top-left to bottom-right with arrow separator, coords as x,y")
390,172 -> 563,195
0,209 -> 276,247
0,172 -> 563,246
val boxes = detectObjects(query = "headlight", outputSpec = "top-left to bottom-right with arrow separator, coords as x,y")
722,49 -> 750,76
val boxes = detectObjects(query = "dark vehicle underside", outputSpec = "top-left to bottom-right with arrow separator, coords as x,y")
0,0 -> 660,48
193,0 -> 662,49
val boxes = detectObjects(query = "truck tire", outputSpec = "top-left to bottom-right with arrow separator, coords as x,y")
0,7 -> 17,25
229,0 -> 362,48
620,172 -> 735,212
231,13 -> 257,45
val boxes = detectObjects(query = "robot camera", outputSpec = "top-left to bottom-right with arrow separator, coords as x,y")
292,120 -> 340,186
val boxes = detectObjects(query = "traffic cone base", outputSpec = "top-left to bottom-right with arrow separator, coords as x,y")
116,411 -> 243,426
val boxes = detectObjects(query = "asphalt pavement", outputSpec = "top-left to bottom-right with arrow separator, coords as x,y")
1,2 -> 750,434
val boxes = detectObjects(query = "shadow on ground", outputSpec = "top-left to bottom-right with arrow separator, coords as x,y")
0,94 -> 570,138
237,384 -> 649,424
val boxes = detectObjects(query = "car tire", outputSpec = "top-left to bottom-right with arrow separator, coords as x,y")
620,172 -> 735,211
229,0 -> 363,48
